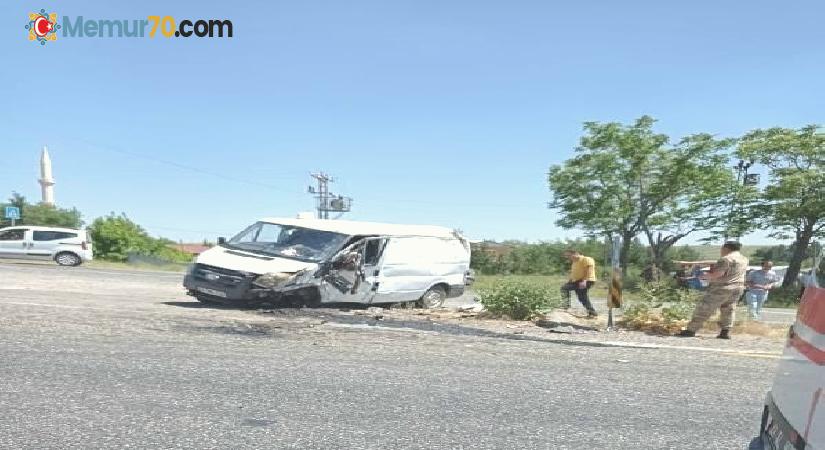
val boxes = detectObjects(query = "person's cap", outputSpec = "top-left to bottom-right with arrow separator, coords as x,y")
722,241 -> 742,251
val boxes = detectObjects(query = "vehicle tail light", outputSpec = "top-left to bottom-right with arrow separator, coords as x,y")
81,241 -> 88,250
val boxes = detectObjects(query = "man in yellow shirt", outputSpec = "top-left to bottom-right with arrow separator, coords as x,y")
561,249 -> 598,318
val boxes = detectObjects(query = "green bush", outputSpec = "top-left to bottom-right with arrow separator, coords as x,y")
622,270 -> 644,292
661,302 -> 695,323
88,213 -> 191,263
623,302 -> 653,323
477,279 -> 560,320
638,280 -> 701,305
622,280 -> 699,329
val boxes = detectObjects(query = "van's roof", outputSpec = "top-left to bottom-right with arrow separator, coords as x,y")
259,218 -> 459,238
0,225 -> 84,233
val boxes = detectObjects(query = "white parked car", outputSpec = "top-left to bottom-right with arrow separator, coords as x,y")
0,226 -> 93,266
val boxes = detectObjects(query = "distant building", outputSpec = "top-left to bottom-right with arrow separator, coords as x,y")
39,146 -> 55,206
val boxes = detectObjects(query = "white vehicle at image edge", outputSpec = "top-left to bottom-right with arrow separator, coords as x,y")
183,218 -> 472,308
751,286 -> 824,450
0,226 -> 93,266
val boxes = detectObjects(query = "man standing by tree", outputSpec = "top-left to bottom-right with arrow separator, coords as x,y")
745,260 -> 780,320
678,241 -> 749,339
561,249 -> 598,318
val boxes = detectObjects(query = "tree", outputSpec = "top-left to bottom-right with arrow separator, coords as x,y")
548,116 -> 735,278
738,125 -> 825,287
1,192 -> 82,228
548,116 -> 668,275
638,133 -> 738,278
751,244 -> 808,265
9,192 -> 25,211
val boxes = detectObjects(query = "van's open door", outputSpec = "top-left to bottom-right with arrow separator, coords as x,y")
320,237 -> 388,304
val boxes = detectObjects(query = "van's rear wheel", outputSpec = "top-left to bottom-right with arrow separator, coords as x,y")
55,252 -> 81,267
418,286 -> 447,309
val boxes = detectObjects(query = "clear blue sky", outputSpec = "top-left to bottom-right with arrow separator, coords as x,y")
1,1 -> 822,244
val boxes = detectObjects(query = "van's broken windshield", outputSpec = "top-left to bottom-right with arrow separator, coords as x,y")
224,222 -> 348,262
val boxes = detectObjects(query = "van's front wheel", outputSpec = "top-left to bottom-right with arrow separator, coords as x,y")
418,286 -> 447,309
196,295 -> 218,305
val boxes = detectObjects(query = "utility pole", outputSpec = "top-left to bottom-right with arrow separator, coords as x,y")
607,235 -> 623,331
725,159 -> 758,241
308,172 -> 352,220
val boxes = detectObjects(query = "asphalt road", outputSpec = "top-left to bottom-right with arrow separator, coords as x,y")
0,262 -> 779,449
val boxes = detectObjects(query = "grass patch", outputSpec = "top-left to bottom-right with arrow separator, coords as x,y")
474,275 -> 565,291
473,274 -> 642,303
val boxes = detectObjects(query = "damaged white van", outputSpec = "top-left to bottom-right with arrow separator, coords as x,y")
751,285 -> 824,450
183,218 -> 472,308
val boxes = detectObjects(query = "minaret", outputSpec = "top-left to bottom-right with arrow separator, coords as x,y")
39,146 -> 55,206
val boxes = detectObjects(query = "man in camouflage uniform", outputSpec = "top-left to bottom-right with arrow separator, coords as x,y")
678,241 -> 749,339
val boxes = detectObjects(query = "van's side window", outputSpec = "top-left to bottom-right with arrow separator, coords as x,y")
363,239 -> 386,266
0,229 -> 26,241
33,231 -> 77,241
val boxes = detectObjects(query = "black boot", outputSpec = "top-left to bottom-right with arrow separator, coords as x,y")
587,311 -> 598,318
677,330 -> 696,337
717,329 -> 731,340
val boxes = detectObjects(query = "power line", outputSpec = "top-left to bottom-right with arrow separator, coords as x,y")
66,137 -> 302,194
42,136 -> 547,212
142,224 -> 237,235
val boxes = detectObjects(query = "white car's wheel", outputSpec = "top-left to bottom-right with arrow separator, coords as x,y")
417,286 -> 447,309
55,252 -> 81,266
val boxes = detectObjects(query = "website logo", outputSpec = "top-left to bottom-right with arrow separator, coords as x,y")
26,12 -> 233,45
26,9 -> 60,45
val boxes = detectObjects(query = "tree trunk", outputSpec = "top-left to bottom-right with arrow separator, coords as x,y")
642,229 -> 682,282
642,230 -> 660,282
783,225 -> 814,288
620,231 -> 632,278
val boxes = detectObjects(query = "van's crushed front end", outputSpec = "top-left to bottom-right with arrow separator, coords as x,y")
184,263 -> 322,305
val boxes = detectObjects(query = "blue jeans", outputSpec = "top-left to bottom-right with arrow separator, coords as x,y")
746,290 -> 769,319
560,281 -> 597,315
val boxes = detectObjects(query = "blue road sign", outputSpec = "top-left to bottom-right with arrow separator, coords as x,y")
4,206 -> 20,220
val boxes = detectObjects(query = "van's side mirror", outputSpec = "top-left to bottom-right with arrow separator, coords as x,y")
217,237 -> 226,245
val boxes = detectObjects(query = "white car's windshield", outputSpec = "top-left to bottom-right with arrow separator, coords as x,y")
225,222 -> 348,262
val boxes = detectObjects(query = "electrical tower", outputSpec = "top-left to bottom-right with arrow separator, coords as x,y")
308,172 -> 352,219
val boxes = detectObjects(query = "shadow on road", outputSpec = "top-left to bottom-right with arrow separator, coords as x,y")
161,301 -> 242,310
161,300 -> 372,311
161,300 -> 659,350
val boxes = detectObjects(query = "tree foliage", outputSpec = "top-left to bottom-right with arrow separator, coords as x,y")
639,133 -> 739,274
548,116 -> 737,277
0,192 -> 82,228
737,125 -> 825,287
470,239 -> 698,279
